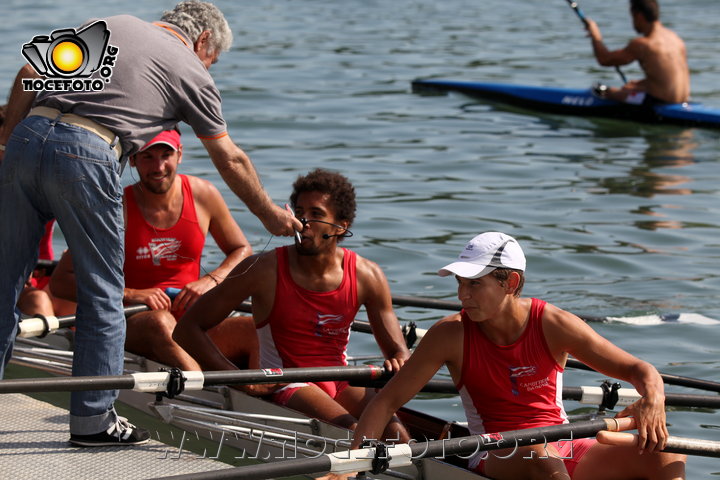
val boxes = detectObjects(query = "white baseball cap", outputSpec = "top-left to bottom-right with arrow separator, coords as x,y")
438,232 -> 526,279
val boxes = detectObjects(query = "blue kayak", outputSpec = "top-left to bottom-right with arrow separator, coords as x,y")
411,79 -> 720,129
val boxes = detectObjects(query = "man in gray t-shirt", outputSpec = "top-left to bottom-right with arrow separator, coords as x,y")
0,1 -> 301,446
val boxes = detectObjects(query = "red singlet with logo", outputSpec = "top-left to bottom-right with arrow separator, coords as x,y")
257,246 -> 358,369
456,297 -> 568,435
123,175 -> 204,290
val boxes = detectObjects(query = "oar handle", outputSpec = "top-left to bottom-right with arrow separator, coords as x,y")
17,304 -> 150,338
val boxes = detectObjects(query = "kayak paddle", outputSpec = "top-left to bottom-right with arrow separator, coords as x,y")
564,0 -> 628,84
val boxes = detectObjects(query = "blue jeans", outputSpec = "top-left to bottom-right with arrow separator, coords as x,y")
0,114 -> 126,435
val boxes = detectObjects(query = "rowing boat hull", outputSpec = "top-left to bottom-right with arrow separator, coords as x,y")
11,333 -> 484,480
411,79 -> 720,129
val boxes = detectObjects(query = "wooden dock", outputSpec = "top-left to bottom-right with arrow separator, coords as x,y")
0,393 -> 229,479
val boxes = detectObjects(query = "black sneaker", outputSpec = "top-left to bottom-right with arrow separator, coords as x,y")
69,416 -> 151,447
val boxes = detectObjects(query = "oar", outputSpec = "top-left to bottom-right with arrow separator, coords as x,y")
5,357 -> 718,409
562,385 -> 720,410
149,417 -> 634,480
18,304 -> 149,338
564,0 -> 628,84
18,287 -> 194,338
354,378 -> 720,409
358,316 -> 720,395
0,364 -> 390,394
565,357 -> 720,394
390,294 -> 720,325
597,431 -> 720,458
19,303 -> 719,396
391,294 -> 460,311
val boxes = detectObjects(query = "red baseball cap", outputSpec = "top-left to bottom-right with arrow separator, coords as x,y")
138,129 -> 182,153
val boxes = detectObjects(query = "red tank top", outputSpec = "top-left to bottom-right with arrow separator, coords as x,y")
123,175 -> 205,290
456,298 -> 567,434
31,220 -> 55,290
38,220 -> 55,260
256,246 -> 358,369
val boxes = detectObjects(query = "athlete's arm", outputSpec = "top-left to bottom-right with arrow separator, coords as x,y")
585,19 -> 639,67
173,253 -> 269,371
172,177 -> 253,311
351,317 -> 461,447
48,250 -> 76,302
0,64 -> 39,161
543,304 -> 667,454
358,258 -> 409,371
201,135 -> 301,236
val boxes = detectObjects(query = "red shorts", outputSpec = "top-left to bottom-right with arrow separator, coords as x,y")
472,437 -> 596,478
271,380 -> 350,406
29,276 -> 50,290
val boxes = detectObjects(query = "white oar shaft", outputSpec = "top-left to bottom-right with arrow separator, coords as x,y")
17,315 -> 60,338
328,444 -> 414,474
130,371 -> 205,392
578,386 -> 640,406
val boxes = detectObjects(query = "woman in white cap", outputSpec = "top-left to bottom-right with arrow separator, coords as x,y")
351,232 -> 685,480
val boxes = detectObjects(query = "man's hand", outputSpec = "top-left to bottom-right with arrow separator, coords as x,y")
261,203 -> 303,237
584,18 -> 602,42
383,355 -> 406,373
171,276 -> 217,311
125,288 -> 172,311
615,393 -> 668,453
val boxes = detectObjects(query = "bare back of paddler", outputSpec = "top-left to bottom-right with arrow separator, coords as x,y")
586,0 -> 689,104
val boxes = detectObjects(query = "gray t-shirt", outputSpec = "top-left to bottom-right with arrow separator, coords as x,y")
36,15 -> 226,156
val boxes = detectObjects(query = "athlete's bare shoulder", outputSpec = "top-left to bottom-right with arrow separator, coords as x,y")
428,312 -> 464,338
353,251 -> 390,284
185,174 -> 218,197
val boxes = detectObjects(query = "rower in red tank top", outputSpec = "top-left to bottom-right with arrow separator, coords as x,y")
257,245 -> 358,403
457,297 -> 567,435
257,245 -> 358,369
173,168 -> 411,443
123,174 -> 204,292
350,232 -> 686,480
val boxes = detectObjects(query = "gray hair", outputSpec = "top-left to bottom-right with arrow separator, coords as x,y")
161,1 -> 233,54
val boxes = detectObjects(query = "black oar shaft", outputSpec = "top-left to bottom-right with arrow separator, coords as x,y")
417,418 -> 610,458
152,418 -> 618,480
55,304 -> 149,328
0,375 -> 136,393
566,358 -> 720,394
202,365 -> 389,387
562,386 -> 720,409
392,295 -> 610,324
151,456 -> 332,480
391,294 -> 461,311
356,381 -> 720,409
0,365 -> 388,394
